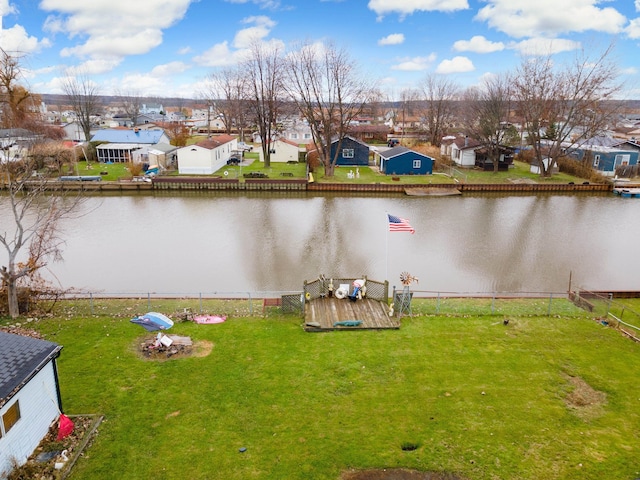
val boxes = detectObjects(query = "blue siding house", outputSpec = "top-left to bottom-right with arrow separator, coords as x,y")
377,146 -> 434,175
331,136 -> 370,166
568,144 -> 639,177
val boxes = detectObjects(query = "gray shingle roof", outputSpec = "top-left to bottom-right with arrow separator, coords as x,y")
0,331 -> 61,407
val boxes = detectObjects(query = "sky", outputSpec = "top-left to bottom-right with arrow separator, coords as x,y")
0,0 -> 639,100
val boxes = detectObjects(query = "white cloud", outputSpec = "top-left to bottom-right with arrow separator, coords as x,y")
435,56 -> 474,74
627,18 -> 640,39
391,54 -> 436,71
378,33 -> 405,46
151,61 -> 189,77
510,37 -> 581,56
177,46 -> 192,55
193,41 -> 237,67
475,0 -> 627,38
0,24 -> 50,54
453,35 -> 504,53
636,0 -> 640,12
368,0 -> 468,17
39,0 -> 195,70
234,16 -> 276,48
0,0 -> 16,16
621,66 -> 638,75
194,16 -> 282,67
65,57 -> 122,75
223,0 -> 282,9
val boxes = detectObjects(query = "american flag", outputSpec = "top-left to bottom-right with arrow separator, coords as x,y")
388,214 -> 415,234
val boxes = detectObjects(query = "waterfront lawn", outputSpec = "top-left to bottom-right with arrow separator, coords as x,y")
18,310 -> 640,480
74,161 -> 132,181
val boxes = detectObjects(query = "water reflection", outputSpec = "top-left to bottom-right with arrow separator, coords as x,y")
1,192 -> 638,294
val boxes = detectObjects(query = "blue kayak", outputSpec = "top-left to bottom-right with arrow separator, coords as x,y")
130,312 -> 174,331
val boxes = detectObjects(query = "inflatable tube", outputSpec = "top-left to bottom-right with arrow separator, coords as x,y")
335,287 -> 347,299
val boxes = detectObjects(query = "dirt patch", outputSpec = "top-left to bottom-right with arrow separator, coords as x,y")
135,335 -> 213,361
342,469 -> 467,480
564,374 -> 607,420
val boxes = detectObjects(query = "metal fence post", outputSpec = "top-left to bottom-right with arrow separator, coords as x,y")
147,292 -> 151,310
199,293 -> 202,313
491,294 -> 495,314
436,292 -> 440,314
248,292 -> 253,314
547,293 -> 553,316
90,292 -> 94,316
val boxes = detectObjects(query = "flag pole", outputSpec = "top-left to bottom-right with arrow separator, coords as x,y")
385,212 -> 389,281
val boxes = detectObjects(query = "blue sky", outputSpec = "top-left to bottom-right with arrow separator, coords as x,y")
0,0 -> 639,99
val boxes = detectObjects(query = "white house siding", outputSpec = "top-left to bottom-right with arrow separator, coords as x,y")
0,363 -> 60,477
268,140 -> 300,163
176,146 -> 228,174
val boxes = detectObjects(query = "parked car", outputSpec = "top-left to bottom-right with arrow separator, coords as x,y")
237,142 -> 253,152
227,154 -> 242,165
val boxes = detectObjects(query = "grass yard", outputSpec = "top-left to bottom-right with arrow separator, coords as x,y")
11,302 -> 640,480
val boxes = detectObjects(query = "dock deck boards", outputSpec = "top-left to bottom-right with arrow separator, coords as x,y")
304,297 -> 399,331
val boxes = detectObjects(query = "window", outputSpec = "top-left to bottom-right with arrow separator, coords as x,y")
615,154 -> 630,166
290,133 -> 298,139
2,401 -> 21,435
303,133 -> 311,140
593,155 -> 600,167
343,148 -> 354,158
413,159 -> 421,169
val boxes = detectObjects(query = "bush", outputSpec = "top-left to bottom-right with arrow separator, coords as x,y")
128,162 -> 144,177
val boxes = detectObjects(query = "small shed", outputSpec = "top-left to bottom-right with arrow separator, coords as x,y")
530,157 -> 558,175
377,146 -> 433,175
0,332 -> 63,477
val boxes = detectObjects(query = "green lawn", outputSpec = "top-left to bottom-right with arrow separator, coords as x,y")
11,302 -> 640,480
70,157 -> 591,185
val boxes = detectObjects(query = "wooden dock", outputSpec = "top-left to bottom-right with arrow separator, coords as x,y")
304,297 -> 400,332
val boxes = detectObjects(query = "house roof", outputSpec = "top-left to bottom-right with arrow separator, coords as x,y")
379,146 -> 411,159
0,331 -> 62,407
91,129 -> 166,144
378,146 -> 434,160
193,134 -> 236,150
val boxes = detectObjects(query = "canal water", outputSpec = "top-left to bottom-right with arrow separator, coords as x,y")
1,192 -> 639,295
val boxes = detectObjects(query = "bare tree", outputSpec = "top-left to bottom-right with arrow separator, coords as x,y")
396,88 -> 420,142
242,41 -> 286,168
114,89 -> 143,126
418,74 -> 460,146
0,143 -> 83,318
62,73 -> 102,142
286,41 -> 378,176
463,73 -> 513,172
0,48 -> 39,129
202,67 -> 249,138
512,46 -> 622,177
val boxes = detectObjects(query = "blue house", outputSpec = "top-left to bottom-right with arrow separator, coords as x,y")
331,136 -> 370,166
377,146 -> 433,175
567,140 -> 639,177
90,128 -> 172,163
